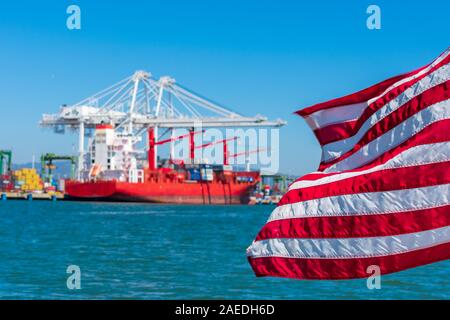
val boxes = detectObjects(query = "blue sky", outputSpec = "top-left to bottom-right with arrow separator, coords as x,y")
0,0 -> 448,175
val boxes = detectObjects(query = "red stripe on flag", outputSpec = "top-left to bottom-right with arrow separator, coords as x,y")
248,241 -> 450,280
319,81 -> 449,168
310,56 -> 450,145
297,51 -> 448,117
255,205 -> 450,240
313,120 -> 358,145
290,119 -> 450,188
296,66 -> 428,116
280,161 -> 450,205
318,119 -> 450,172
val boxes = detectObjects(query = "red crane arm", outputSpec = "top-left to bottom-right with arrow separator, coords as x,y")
195,136 -> 238,149
155,130 -> 204,146
229,148 -> 268,158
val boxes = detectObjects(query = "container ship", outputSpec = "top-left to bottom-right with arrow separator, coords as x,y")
40,70 -> 286,204
65,125 -> 259,204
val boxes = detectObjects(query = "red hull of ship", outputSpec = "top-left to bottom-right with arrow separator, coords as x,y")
65,177 -> 258,204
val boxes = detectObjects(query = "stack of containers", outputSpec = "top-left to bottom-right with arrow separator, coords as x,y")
13,168 -> 43,192
0,174 -> 13,191
187,168 -> 201,181
200,164 -> 214,181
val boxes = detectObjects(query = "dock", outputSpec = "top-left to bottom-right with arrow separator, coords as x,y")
1,192 -> 64,201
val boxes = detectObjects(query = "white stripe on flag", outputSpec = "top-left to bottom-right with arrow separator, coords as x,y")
322,64 -> 449,162
247,226 -> 450,259
305,102 -> 367,130
366,48 -> 449,106
268,183 -> 450,222
303,48 -> 449,131
325,99 -> 450,172
289,142 -> 450,191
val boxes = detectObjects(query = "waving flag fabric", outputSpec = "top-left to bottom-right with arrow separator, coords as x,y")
247,48 -> 450,280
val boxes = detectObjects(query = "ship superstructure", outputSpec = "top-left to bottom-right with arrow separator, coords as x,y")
85,124 -> 144,183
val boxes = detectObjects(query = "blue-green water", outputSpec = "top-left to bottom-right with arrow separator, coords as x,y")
0,201 -> 448,299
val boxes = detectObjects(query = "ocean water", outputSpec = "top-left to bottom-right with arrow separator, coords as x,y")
0,201 -> 448,299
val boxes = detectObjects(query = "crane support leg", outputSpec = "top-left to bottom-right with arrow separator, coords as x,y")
223,142 -> 229,166
148,127 -> 156,170
78,121 -> 85,181
189,128 -> 195,164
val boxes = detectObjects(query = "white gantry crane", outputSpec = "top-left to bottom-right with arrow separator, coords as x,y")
40,70 -> 286,179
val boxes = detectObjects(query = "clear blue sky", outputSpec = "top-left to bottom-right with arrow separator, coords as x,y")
0,0 -> 448,175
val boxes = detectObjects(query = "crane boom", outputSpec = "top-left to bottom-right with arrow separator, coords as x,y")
40,70 -> 286,177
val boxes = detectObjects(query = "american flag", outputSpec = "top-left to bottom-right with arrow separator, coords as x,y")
247,48 -> 450,280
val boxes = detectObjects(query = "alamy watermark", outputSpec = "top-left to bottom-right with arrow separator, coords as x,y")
366,5 -> 381,30
366,265 -> 381,290
66,265 -> 81,290
170,124 -> 281,174
66,5 -> 81,30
